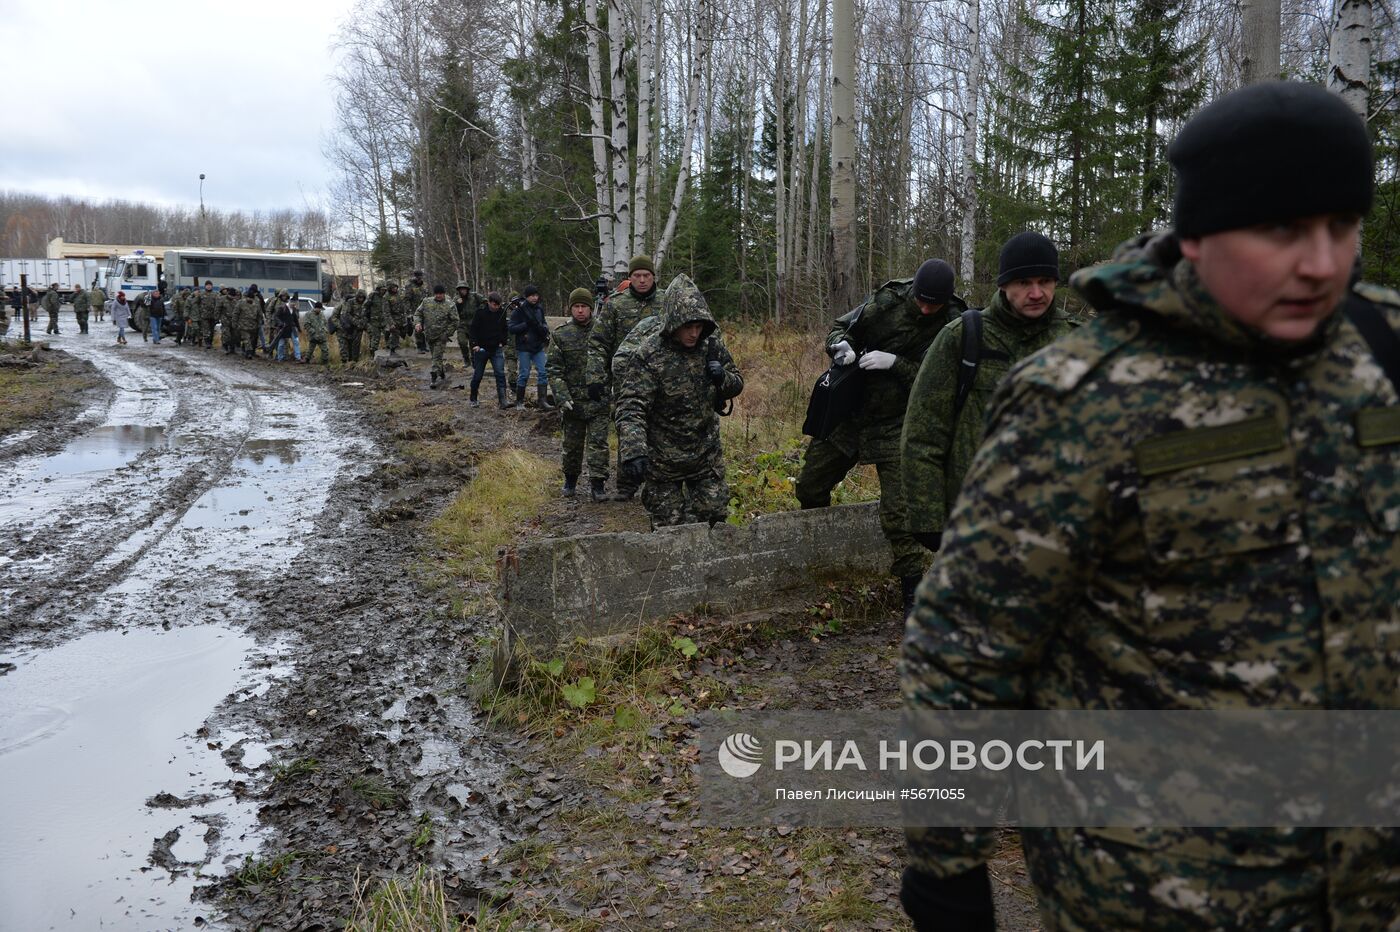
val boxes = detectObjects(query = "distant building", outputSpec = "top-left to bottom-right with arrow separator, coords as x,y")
46,238 -> 376,291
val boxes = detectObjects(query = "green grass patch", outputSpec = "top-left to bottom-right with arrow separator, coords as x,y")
271,757 -> 320,782
346,866 -> 462,932
233,851 -> 302,887
430,447 -> 554,595
349,776 -> 404,810
0,355 -> 100,435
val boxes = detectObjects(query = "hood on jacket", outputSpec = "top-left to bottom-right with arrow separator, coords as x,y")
660,274 -> 716,344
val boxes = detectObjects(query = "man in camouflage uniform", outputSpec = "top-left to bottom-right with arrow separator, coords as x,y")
454,281 -> 482,371
900,81 -> 1400,931
169,287 -> 186,343
416,284 -> 459,388
900,233 -> 1075,571
333,289 -> 368,363
42,283 -> 61,334
405,270 -> 428,354
615,275 -> 743,528
70,284 -> 90,334
218,287 -> 239,353
233,288 -> 262,359
386,281 -> 409,355
302,301 -> 331,364
365,283 -> 391,357
586,255 -> 664,500
91,281 -> 107,321
795,259 -> 962,614
196,281 -> 219,348
548,288 -> 610,499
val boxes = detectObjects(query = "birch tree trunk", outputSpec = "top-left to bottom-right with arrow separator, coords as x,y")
775,0 -> 790,323
607,0 -> 632,275
1329,0 -> 1372,118
655,0 -> 711,268
1240,0 -> 1281,83
806,0 -> 827,275
633,0 -> 655,256
959,0 -> 980,287
829,0 -> 859,314
586,0 -> 615,273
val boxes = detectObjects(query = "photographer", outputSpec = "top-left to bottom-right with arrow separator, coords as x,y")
508,284 -> 551,409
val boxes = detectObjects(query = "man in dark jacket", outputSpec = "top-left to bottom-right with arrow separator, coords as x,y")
508,284 -> 552,409
469,291 -> 511,408
147,290 -> 166,344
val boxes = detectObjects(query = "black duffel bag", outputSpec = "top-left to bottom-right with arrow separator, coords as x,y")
801,363 -> 865,439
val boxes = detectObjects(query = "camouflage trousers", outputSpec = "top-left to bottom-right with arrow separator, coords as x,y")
306,338 -> 330,365
795,429 -> 926,578
338,329 -> 362,363
561,413 -> 610,480
428,337 -> 450,376
599,404 -> 637,496
45,310 -> 60,333
75,311 -> 89,334
202,318 -> 217,347
641,466 -> 729,528
367,327 -> 384,356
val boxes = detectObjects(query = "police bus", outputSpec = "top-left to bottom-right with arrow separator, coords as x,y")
106,248 -> 327,300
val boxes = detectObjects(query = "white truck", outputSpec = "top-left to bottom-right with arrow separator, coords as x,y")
1,258 -> 105,297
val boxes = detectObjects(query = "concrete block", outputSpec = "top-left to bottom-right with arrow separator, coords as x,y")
497,501 -> 890,662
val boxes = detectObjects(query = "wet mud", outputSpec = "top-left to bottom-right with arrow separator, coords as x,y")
0,311 -> 520,928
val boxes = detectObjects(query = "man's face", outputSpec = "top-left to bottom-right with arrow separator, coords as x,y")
526,293 -> 540,304
571,303 -> 593,324
434,293 -> 446,302
1002,277 -> 1056,319
1179,214 -> 1360,343
630,269 -> 654,293
457,288 -> 469,301
675,321 -> 704,348
204,284 -> 212,292
914,298 -> 945,317
489,300 -> 502,312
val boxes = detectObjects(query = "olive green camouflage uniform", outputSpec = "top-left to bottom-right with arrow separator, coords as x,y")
902,232 -> 1400,929
42,285 -> 61,333
588,283 -> 663,490
405,279 -> 427,352
615,275 -> 742,527
386,288 -> 411,352
456,289 -> 483,366
416,295 -> 459,382
71,286 -> 90,333
170,291 -> 185,338
196,288 -> 220,346
333,292 -> 369,362
91,286 -> 107,321
217,290 -> 237,349
901,288 -> 1076,544
366,286 -> 391,356
795,278 -> 959,577
233,295 -> 262,356
302,306 -> 330,364
548,312 -> 609,481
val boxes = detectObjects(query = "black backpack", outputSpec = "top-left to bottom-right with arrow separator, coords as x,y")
950,308 -> 1010,430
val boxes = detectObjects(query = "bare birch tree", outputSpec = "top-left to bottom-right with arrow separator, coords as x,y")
1329,0 -> 1372,117
830,0 -> 859,314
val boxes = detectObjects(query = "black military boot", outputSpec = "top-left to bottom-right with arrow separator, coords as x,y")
497,381 -> 510,409
900,575 -> 922,620
513,384 -> 525,408
589,477 -> 608,502
429,368 -> 440,389
537,385 -> 554,410
469,385 -> 480,408
563,474 -> 578,498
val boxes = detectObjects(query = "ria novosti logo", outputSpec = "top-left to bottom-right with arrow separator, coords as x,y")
718,733 -> 764,778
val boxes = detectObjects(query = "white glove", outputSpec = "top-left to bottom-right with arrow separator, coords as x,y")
562,399 -> 575,413
858,350 -> 897,371
830,339 -> 856,366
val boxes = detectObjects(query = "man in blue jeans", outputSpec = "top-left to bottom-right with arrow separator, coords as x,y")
469,291 -> 511,408
508,284 -> 552,409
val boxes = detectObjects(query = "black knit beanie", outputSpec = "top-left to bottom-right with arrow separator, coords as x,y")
913,258 -> 955,304
997,232 -> 1059,286
1169,81 -> 1373,239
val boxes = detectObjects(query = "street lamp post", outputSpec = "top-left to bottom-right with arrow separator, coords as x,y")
199,173 -> 207,246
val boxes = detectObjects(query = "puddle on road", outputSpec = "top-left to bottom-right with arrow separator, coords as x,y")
0,625 -> 268,930
44,425 -> 169,476
240,438 -> 301,464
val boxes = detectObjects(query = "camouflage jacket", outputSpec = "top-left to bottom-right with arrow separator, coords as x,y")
41,287 -> 60,312
340,297 -> 369,331
901,289 -> 1075,538
387,292 -> 411,330
71,288 -> 89,313
901,232 -> 1400,926
615,275 -> 742,481
170,291 -> 185,318
404,281 -> 426,314
612,314 -> 664,389
546,317 -> 600,417
456,293 -> 485,342
586,284 -> 662,390
216,293 -> 237,324
89,287 -> 105,312
415,297 -> 459,343
233,296 -> 262,331
367,290 -> 392,328
303,309 -> 328,341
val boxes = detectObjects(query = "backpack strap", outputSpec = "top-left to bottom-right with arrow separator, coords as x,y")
952,309 -> 984,428
1345,292 -> 1400,400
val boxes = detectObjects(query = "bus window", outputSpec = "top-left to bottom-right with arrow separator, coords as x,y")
291,260 -> 318,282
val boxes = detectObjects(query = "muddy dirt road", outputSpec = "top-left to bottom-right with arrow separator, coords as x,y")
0,320 -> 515,929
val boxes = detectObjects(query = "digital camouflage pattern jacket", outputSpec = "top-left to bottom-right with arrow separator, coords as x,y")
901,232 -> 1400,930
415,296 -> 459,343
614,275 -> 742,481
585,283 -> 662,390
546,315 -> 600,417
900,288 -> 1075,540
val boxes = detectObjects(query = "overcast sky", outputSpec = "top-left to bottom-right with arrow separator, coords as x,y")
1,0 -> 355,213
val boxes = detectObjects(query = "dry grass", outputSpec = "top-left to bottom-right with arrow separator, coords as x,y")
0,350 -> 102,434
